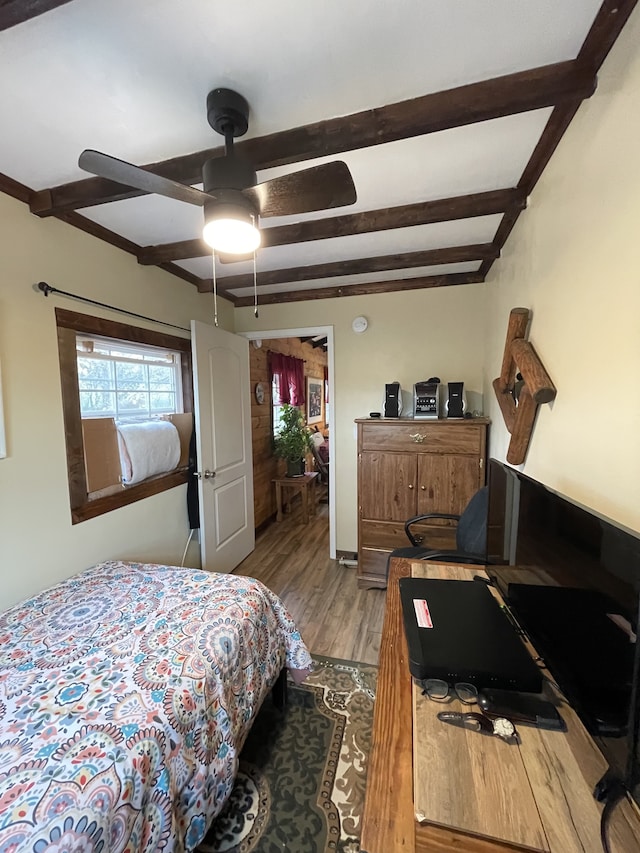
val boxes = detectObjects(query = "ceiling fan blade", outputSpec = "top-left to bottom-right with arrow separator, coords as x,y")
78,149 -> 210,207
245,161 -> 356,218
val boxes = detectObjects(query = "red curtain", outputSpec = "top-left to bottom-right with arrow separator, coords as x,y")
269,352 -> 306,407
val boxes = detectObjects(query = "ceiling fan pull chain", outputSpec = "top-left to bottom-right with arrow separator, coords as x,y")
253,243 -> 259,318
211,253 -> 219,327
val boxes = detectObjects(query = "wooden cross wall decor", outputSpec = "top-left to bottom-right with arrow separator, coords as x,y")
492,307 -> 557,465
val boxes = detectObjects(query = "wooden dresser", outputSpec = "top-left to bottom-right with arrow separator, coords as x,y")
360,558 -> 640,853
355,417 -> 489,588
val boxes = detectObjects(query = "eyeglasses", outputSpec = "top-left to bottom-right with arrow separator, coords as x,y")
420,678 -> 478,705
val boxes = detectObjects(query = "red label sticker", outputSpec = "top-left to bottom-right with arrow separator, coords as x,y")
413,598 -> 433,628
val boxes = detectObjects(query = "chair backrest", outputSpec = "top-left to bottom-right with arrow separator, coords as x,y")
311,431 -> 325,448
455,486 -> 489,558
310,441 -> 329,482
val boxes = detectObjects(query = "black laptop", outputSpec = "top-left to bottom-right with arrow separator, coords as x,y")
399,577 -> 542,692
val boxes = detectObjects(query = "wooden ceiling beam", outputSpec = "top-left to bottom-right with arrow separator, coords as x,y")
200,243 -> 496,294
576,0 -> 638,73
55,211 -> 203,288
233,271 -> 484,307
29,61 -> 595,217
137,188 -> 523,265
0,171 -> 32,204
299,335 -> 328,348
0,171 -> 204,289
0,0 -> 74,31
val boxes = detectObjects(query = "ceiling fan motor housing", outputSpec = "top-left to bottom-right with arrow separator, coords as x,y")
203,155 -> 257,192
203,194 -> 259,227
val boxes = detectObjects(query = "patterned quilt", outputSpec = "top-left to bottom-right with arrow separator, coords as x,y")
0,561 -> 312,852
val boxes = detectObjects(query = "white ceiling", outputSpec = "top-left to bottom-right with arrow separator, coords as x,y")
0,0 -> 614,303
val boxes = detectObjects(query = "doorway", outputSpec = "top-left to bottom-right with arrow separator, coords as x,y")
241,326 -> 336,559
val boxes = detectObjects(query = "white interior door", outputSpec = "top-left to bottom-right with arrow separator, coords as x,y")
191,320 -> 255,572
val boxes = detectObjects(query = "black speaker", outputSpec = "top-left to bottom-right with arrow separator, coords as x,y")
384,382 -> 401,418
446,382 -> 465,418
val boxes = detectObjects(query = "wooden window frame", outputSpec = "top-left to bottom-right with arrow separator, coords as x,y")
55,308 -> 193,524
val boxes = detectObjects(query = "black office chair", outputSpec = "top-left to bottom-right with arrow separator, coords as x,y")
386,486 -> 489,576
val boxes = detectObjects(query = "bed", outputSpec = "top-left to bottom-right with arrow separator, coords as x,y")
0,560 -> 312,852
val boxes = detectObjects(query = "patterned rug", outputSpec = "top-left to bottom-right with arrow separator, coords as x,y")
198,655 -> 377,853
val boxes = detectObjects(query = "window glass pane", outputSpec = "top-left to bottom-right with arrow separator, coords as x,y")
117,379 -> 149,393
148,364 -> 174,387
77,357 -> 113,385
272,375 -> 282,438
79,390 -> 116,416
116,391 -> 149,416
150,392 -> 174,413
108,348 -> 145,360
116,361 -> 147,390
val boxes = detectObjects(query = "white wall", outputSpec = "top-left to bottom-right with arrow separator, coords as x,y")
234,285 -> 487,553
484,5 -> 640,533
0,193 -> 233,609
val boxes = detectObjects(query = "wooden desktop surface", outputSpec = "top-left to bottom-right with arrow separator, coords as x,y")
360,558 -> 640,853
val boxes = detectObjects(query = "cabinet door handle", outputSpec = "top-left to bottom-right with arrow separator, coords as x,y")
421,485 -> 426,490
408,484 -> 414,490
410,433 -> 426,443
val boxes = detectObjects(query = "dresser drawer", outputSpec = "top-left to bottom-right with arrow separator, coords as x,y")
360,519 -> 457,553
360,520 -> 410,550
359,421 -> 484,455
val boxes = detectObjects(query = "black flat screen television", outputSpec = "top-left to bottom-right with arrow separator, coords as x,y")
486,458 -> 640,804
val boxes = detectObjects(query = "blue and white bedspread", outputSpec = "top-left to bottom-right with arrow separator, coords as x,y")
0,561 -> 312,852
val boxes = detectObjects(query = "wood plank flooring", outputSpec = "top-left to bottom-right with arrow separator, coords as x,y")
234,503 -> 386,665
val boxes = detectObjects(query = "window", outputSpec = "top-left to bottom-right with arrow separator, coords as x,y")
77,337 -> 183,421
55,308 -> 193,524
272,373 -> 285,438
269,352 -> 305,438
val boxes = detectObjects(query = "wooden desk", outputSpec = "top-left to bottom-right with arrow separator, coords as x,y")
273,472 -> 318,524
361,558 -> 640,853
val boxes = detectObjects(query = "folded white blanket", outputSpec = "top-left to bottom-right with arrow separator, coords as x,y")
117,421 -> 180,485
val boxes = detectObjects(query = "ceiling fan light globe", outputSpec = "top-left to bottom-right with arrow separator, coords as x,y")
202,214 -> 260,255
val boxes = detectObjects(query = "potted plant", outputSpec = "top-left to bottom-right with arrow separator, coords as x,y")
274,403 -> 313,477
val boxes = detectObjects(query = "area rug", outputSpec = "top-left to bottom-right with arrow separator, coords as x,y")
198,655 -> 377,853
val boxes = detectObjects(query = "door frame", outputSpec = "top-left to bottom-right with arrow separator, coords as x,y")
240,325 -> 336,559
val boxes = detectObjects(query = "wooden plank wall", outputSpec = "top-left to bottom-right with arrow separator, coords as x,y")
250,338 -> 328,528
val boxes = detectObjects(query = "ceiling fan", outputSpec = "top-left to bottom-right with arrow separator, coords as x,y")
78,88 -> 357,255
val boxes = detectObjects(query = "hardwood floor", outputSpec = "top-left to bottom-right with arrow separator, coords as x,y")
234,502 -> 386,665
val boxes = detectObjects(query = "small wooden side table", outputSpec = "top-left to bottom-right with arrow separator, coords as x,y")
273,472 -> 318,524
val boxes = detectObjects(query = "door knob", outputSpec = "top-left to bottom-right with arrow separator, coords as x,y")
194,469 -> 216,480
